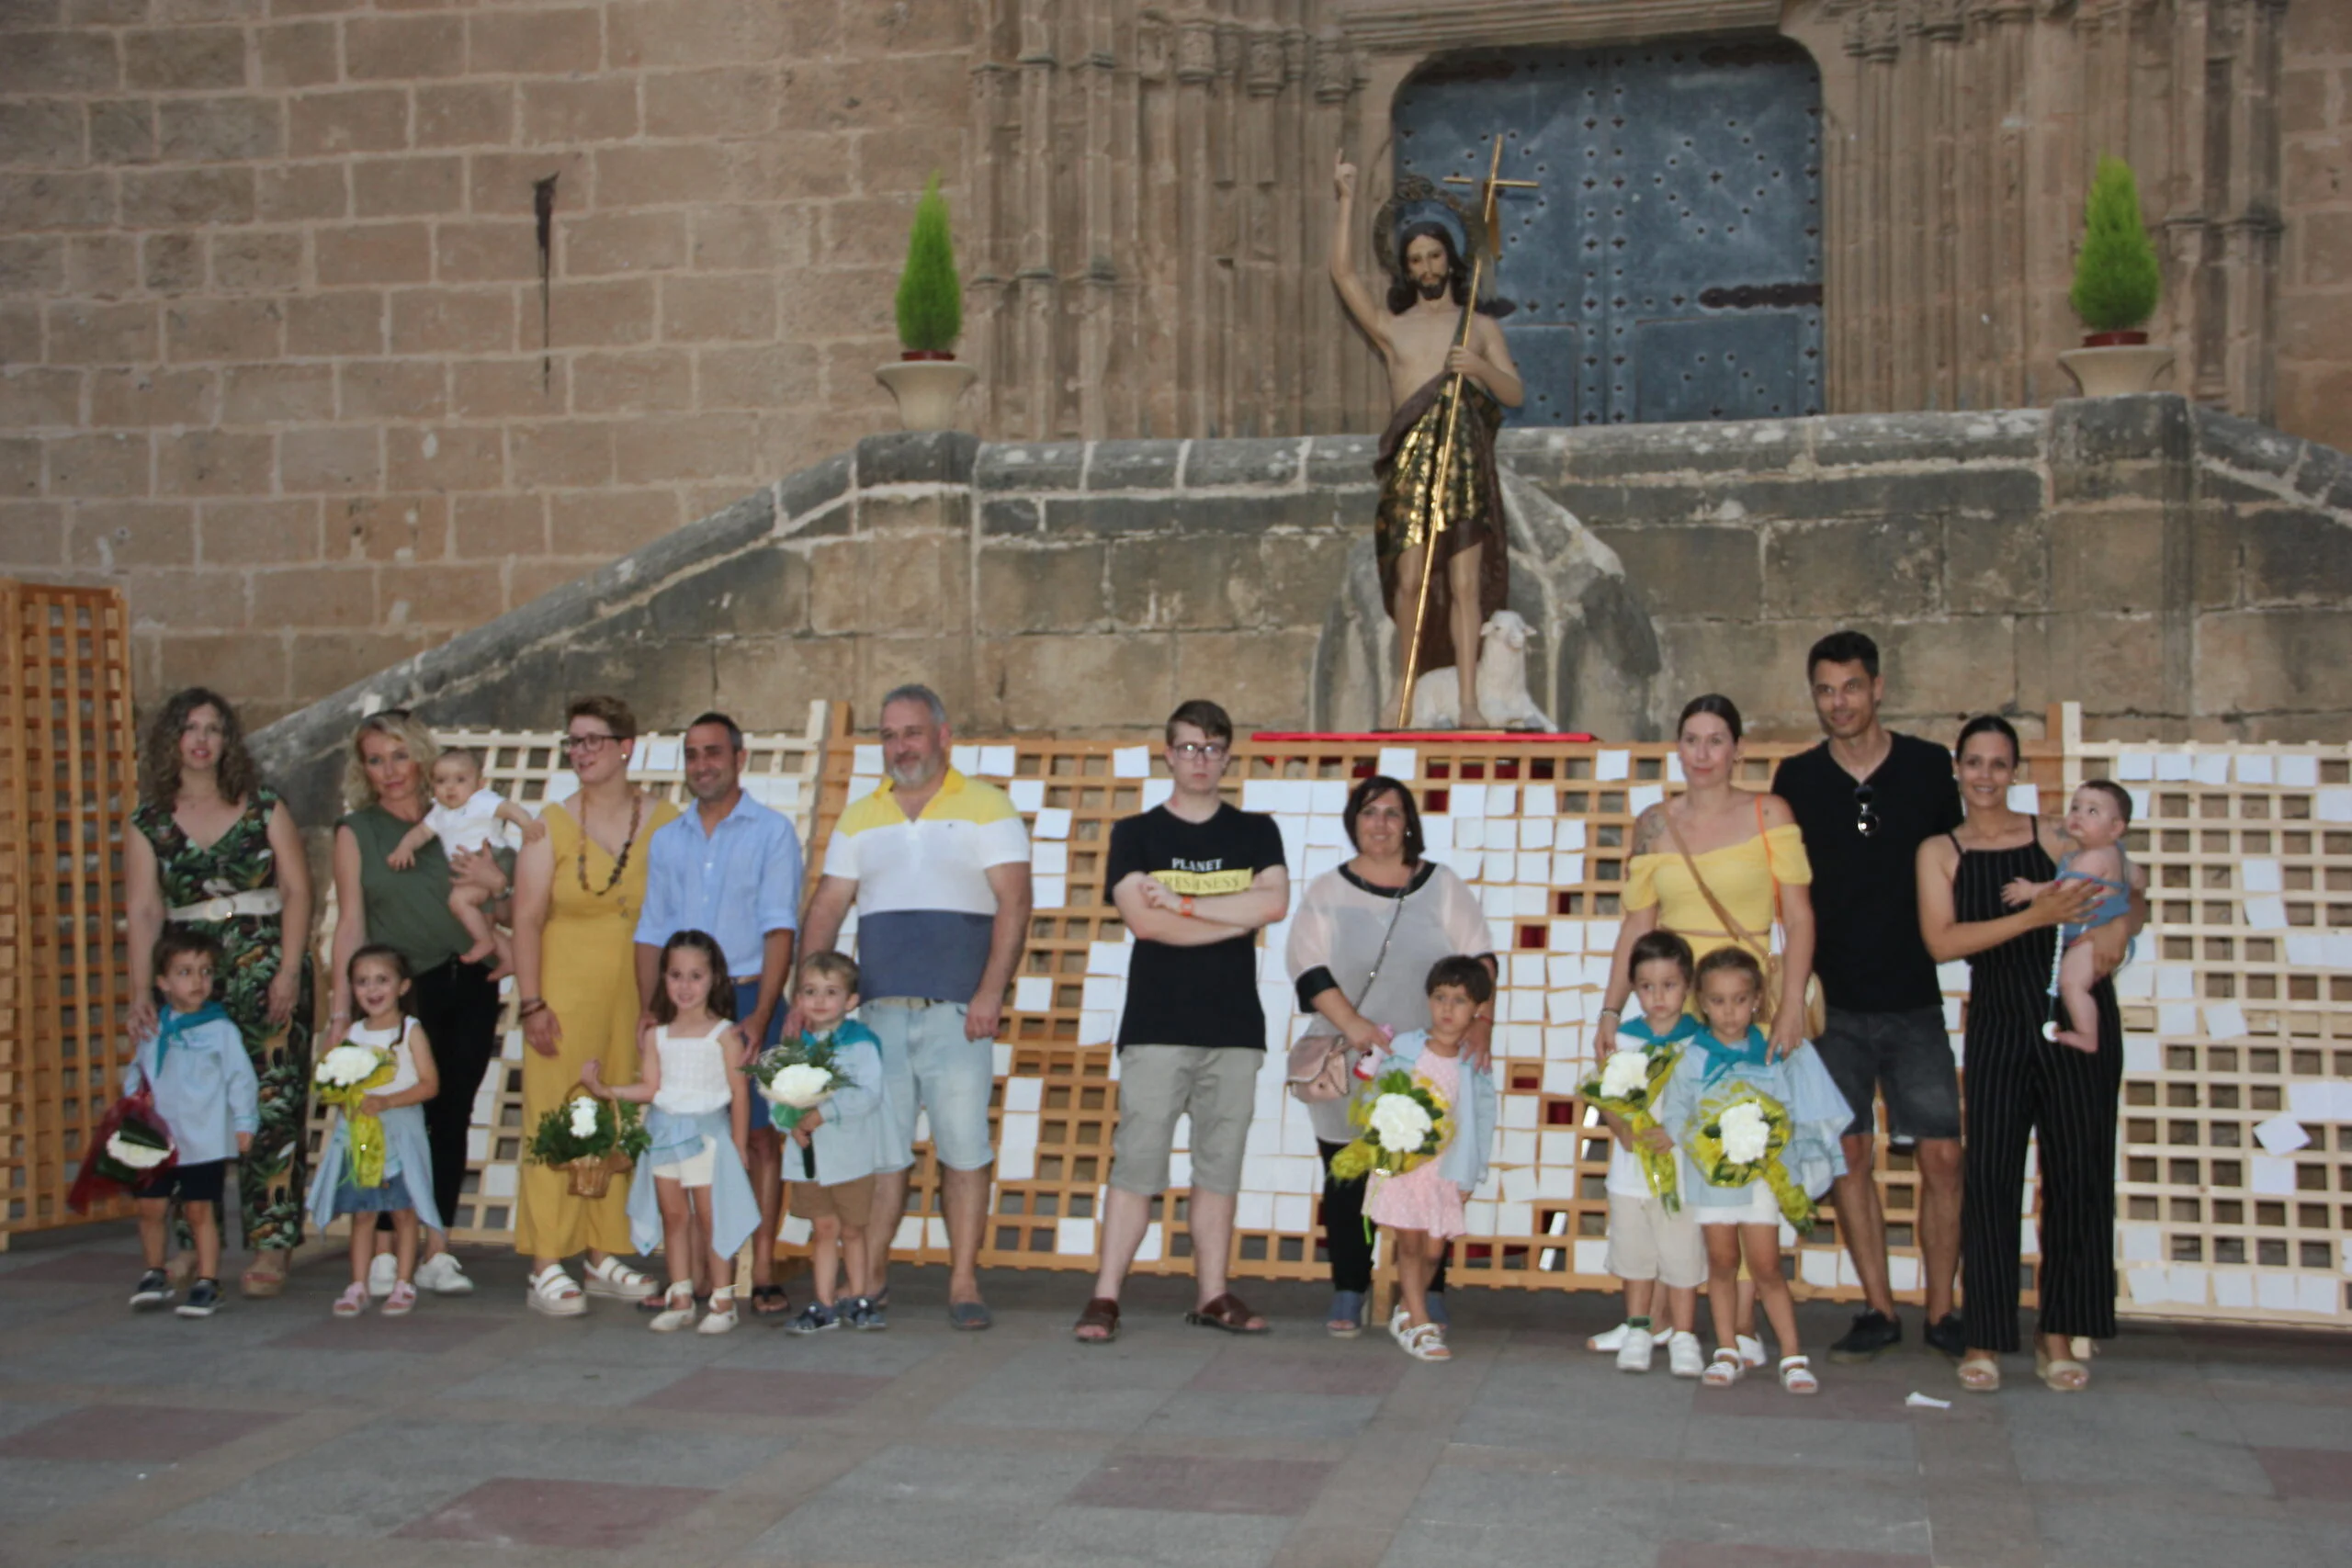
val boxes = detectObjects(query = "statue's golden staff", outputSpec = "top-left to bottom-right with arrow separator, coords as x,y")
1395,134 -> 1538,729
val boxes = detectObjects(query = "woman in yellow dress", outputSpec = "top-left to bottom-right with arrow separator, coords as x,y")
1597,694 -> 1817,1057
511,694 -> 679,1315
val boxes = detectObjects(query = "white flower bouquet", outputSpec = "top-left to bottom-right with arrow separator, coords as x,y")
1581,1043 -> 1683,1210
68,1089 -> 178,1213
1328,1066 -> 1451,1181
313,1042 -> 398,1187
751,1034 -> 849,1130
1689,1088 -> 1813,1233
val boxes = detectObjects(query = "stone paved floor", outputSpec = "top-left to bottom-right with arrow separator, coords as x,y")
2,1229 -> 2348,1568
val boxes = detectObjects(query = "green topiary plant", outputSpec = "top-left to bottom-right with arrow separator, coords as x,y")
894,173 -> 962,357
2069,154 -> 2161,338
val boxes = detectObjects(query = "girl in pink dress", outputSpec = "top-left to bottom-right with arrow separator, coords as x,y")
1363,956 -> 1498,1362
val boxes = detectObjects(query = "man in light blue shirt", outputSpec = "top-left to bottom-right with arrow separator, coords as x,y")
633,710 -> 803,1314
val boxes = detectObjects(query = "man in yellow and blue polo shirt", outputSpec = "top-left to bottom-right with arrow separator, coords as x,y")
798,683 -> 1032,1329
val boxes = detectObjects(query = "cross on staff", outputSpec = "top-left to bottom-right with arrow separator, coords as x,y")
1395,134 -> 1539,729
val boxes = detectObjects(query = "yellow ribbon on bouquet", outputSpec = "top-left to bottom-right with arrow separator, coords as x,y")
315,1044 -> 399,1189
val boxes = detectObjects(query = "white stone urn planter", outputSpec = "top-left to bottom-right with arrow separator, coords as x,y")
876,357 -> 978,432
2058,333 -> 2174,397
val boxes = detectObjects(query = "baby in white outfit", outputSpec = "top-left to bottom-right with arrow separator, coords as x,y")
388,748 -> 543,973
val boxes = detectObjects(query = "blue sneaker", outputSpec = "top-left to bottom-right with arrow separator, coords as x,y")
786,1302 -> 839,1335
846,1296 -> 888,1332
175,1278 -> 223,1318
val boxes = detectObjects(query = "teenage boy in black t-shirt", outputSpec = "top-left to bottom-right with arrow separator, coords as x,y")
1073,699 -> 1289,1344
1771,630 -> 1966,1362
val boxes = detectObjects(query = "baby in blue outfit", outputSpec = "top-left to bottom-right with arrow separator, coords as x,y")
2004,780 -> 2138,1051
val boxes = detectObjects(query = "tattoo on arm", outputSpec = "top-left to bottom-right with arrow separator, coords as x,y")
1631,807 -> 1664,855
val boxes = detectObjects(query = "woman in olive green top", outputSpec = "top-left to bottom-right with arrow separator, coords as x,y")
326,710 -> 510,1295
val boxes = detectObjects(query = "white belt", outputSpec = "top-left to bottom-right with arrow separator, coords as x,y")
168,889 -> 284,923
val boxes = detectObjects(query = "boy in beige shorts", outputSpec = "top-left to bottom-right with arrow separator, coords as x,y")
779,953 -> 890,1334
1590,931 -> 1708,1377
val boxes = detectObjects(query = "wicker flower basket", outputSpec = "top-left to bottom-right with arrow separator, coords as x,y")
565,1150 -> 632,1199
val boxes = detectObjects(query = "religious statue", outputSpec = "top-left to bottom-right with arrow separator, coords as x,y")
1328,149 -> 1527,729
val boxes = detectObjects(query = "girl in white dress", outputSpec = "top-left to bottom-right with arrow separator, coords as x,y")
584,929 -> 758,1335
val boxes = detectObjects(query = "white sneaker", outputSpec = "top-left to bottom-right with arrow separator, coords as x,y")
1667,1330 -> 1706,1378
413,1252 -> 474,1295
1737,1333 -> 1768,1369
367,1252 -> 398,1297
1588,1319 -> 1676,1353
1616,1328 -> 1656,1373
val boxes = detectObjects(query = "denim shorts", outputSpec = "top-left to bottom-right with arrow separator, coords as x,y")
865,998 -> 995,1173
1812,1006 -> 1962,1142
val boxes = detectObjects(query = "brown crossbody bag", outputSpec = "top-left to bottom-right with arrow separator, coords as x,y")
1664,798 -> 1827,1039
1285,892 -> 1408,1103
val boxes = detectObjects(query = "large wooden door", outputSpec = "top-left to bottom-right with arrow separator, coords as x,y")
1395,37 -> 1825,427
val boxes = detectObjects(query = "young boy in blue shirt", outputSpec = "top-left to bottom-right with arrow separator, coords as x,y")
781,953 -> 890,1334
129,931 -> 258,1318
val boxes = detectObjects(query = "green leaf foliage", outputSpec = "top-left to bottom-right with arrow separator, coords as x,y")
2069,155 -> 2161,333
895,173 -> 963,354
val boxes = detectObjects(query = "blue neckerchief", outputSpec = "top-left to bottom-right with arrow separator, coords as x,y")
1623,1013 -> 1702,1055
153,1001 -> 231,1077
1692,1024 -> 1771,1084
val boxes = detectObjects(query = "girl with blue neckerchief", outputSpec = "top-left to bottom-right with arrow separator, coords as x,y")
1656,945 -> 1849,1394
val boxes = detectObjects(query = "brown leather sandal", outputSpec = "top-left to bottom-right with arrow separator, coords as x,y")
1072,1296 -> 1121,1344
1184,1292 -> 1269,1334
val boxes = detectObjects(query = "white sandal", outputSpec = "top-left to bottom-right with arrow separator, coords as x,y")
582,1256 -> 658,1300
1398,1322 -> 1452,1362
526,1264 -> 586,1318
1702,1348 -> 1744,1388
649,1281 -> 697,1333
695,1288 -> 739,1335
1779,1354 -> 1819,1395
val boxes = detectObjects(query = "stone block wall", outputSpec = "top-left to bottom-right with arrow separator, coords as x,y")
2280,0 -> 2352,454
251,398 -> 2352,828
0,0 -> 972,725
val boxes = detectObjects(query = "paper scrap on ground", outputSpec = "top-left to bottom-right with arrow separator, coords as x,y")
1905,1393 -> 1952,1410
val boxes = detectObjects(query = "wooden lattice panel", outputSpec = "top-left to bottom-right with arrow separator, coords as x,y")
309,702 -> 841,1244
0,583 -> 136,1245
788,728 -> 2006,1305
2058,711 -> 2352,1327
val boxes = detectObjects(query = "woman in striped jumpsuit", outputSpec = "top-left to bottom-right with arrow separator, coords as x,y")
1917,716 -> 2143,1393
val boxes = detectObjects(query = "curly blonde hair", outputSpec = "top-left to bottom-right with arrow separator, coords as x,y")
341,709 -> 442,812
139,686 -> 261,807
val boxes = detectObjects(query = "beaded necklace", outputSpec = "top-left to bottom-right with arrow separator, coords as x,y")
575,791 -> 646,897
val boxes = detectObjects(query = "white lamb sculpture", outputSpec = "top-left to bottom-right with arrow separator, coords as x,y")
1408,610 -> 1555,732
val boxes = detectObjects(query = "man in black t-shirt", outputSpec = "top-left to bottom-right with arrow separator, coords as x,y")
1772,630 -> 1967,1363
1072,700 -> 1289,1344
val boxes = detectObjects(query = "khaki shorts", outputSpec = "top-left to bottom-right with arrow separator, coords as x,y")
789,1173 -> 876,1229
1605,1192 -> 1706,1289
1109,1044 -> 1260,1197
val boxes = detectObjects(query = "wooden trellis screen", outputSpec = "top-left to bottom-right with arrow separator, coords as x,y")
0,582 -> 137,1246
